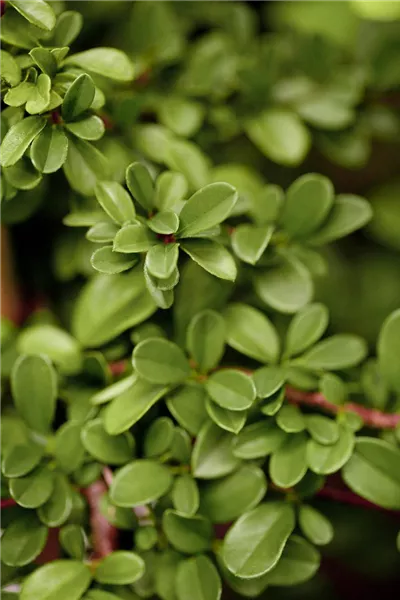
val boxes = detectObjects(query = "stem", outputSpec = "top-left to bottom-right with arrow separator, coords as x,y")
316,485 -> 398,513
286,386 -> 400,429
83,479 -> 118,558
1,498 -> 17,509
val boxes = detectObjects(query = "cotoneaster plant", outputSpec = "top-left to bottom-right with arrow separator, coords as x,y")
1,2 -> 400,600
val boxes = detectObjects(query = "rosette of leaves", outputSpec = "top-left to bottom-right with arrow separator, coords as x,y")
0,4 -> 135,199
87,162 -> 239,308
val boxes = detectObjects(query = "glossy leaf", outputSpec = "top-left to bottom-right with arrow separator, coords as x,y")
284,303 -> 329,358
176,555 -> 222,600
178,182 -> 237,237
163,510 -> 212,554
305,415 -> 340,445
377,309 -> 400,393
148,210 -> 179,234
59,525 -> 85,560
187,309 -> 225,373
172,474 -> 200,516
2,513 -> 48,566
2,441 -> 44,478
95,551 -> 145,585
82,418 -> 133,464
253,366 -> 286,399
299,335 -> 367,370
65,115 -> 105,141
18,324 -> 82,375
91,245 -> 137,274
0,116 -> 46,167
20,560 -> 91,600
126,162 -> 154,211
307,425 -> 354,475
192,421 -> 240,479
309,195 -> 372,245
206,398 -> 247,434
66,48 -> 135,81
9,0 -> 56,31
30,125 -> 68,173
144,417 -> 174,458
110,460 -> 173,506
37,473 -> 73,526
255,258 -> 313,314
95,181 -> 136,225
155,171 -> 188,211
298,505 -> 334,546
206,370 -> 256,411
62,74 -> 95,121
269,433 -> 308,487
276,404 -> 306,433
54,421 -> 85,473
133,338 -> 190,385
233,420 -> 287,460
145,243 -> 179,279
10,467 -> 54,508
167,384 -> 209,436
262,535 -> 320,586
231,224 -> 273,265
63,136 -> 109,196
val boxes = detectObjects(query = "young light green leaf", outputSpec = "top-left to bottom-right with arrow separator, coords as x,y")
91,245 -> 137,274
176,555 -> 221,600
262,535 -> 320,586
166,138 -> 210,191
255,257 -> 313,314
284,303 -> 329,358
30,125 -> 68,173
37,473 -> 73,526
1,50 -> 21,86
10,467 -> 54,508
18,324 -> 82,375
52,11 -> 83,46
178,182 -> 237,238
63,136 -> 109,196
245,108 -> 310,166
200,465 -> 267,524
86,220 -> 119,244
95,181 -> 136,225
222,501 -> 296,578
253,366 -> 286,399
62,74 -> 95,122
233,420 -> 287,460
192,421 -> 240,479
342,437 -> 400,509
11,354 -> 57,433
276,404 -> 305,433
145,243 -> 179,279
269,433 -> 308,487
110,460 -> 173,506
81,418 -> 133,465
0,116 -> 46,167
29,47 -> 57,78
3,158 -> 42,191
9,0 -> 56,31
147,210 -> 179,235
181,239 -> 237,281
206,370 -> 256,411
172,474 -> 200,516
281,174 -> 334,238
206,398 -> 247,434
25,74 -> 51,115
2,441 -> 44,478
155,171 -> 188,211
377,309 -> 400,393
224,303 -> 280,363
133,338 -> 190,385
66,48 -> 135,81
187,309 -> 225,373
231,224 -> 273,265
65,115 -> 105,141
309,194 -> 372,245
95,551 -> 145,585
163,510 -> 213,554
299,335 -> 367,370
126,162 -> 155,211
306,425 -> 354,475
1,513 -> 48,567
298,505 -> 334,546
305,415 -> 340,445
114,223 -> 156,253
319,373 -> 346,405
20,560 -> 91,600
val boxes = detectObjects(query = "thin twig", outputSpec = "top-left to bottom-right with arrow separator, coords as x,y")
83,479 -> 118,558
286,386 -> 400,429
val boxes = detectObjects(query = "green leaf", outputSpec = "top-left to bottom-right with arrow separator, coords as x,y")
133,338 -> 190,385
37,473 -> 72,526
270,432 -> 308,487
191,421 -> 241,479
182,239 -> 237,281
187,309 -> 225,373
171,428 -> 192,464
233,420 -> 287,460
59,525 -> 85,560
82,418 -> 133,465
1,513 -> 48,567
65,48 -> 135,81
91,374 -> 135,405
222,501 -> 296,578
206,370 -> 256,411
54,422 -> 85,473
62,74 -> 95,122
299,334 -> 367,370
63,135 -> 109,196
30,125 -> 68,173
224,303 -> 279,363
305,415 -> 340,445
103,378 -> 167,435
9,0 -> 56,31
155,550 -> 182,600
2,440 -> 44,478
91,245 -> 137,274
155,171 -> 188,211
10,467 -> 54,508
25,74 -> 51,115
261,389 -> 286,417
245,108 -> 310,166
11,354 -> 57,433
253,366 -> 286,399
135,526 -> 158,551
114,223 -> 156,253
167,383 -> 208,436
0,116 -> 46,167
319,373 -> 346,405
145,243 -> 179,279
65,115 -> 105,141
377,309 -> 400,393
29,47 -> 57,77
99,492 -> 136,531
307,425 -> 354,475
342,437 -> 400,509
298,505 -> 333,546
0,50 -> 21,86
95,181 -> 136,225
276,404 -> 306,433
158,96 -> 205,137
281,174 -> 334,238
87,221 -> 119,244
110,460 -> 173,506
178,183 -> 237,238
262,535 -> 320,586
231,224 -> 273,265
18,324 -> 82,375
52,11 -> 83,46
206,398 -> 247,434
166,138 -> 210,191
20,560 -> 91,600
163,510 -> 212,554
148,210 -> 179,235
255,257 -> 313,314
73,269 -> 156,347
144,417 -> 174,458
176,555 -> 221,600
4,81 -> 35,107
309,195 -> 372,245
200,464 -> 267,524
284,303 -> 329,358
172,474 -> 200,516
125,162 -> 155,211
3,158 -> 42,191
95,552 -> 145,585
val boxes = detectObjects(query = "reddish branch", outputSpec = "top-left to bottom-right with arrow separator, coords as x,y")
286,386 -> 400,429
316,485 -> 397,513
82,479 -> 118,558
1,497 -> 17,509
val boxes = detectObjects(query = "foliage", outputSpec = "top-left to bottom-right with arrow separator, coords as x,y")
1,1 -> 400,600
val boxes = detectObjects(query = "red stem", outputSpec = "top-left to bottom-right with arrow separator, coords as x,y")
317,485 -> 399,513
286,386 -> 400,429
1,498 -> 17,509
82,479 -> 118,558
